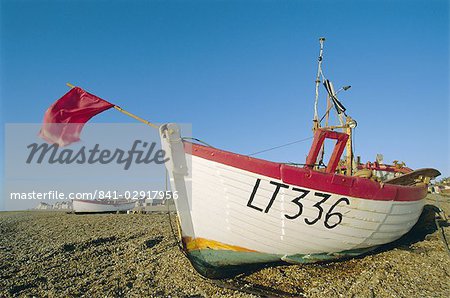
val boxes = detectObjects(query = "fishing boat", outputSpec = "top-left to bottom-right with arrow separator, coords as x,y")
159,38 -> 440,278
72,198 -> 136,214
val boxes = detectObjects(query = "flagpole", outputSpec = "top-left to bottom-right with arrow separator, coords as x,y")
113,106 -> 159,129
66,82 -> 160,129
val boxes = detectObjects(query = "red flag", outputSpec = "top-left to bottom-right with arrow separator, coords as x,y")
39,87 -> 114,146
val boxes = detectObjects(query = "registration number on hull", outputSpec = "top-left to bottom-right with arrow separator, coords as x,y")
246,179 -> 350,229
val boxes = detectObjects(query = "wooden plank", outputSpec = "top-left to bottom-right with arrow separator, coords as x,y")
384,168 -> 441,186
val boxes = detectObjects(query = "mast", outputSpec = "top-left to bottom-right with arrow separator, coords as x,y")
345,116 -> 353,175
313,37 -> 325,131
309,39 -> 357,176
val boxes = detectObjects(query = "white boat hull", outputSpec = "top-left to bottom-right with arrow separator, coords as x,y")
159,123 -> 428,277
187,155 -> 424,255
72,199 -> 135,213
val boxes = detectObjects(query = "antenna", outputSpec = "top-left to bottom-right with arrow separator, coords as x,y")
313,37 -> 325,130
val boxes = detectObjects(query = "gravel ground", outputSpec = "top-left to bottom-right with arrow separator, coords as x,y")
0,194 -> 449,297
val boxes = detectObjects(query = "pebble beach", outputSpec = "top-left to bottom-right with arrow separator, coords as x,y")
1,194 -> 449,297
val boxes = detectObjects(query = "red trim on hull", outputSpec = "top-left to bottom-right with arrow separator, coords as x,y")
186,142 -> 427,202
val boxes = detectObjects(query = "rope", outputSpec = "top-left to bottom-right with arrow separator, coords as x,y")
434,196 -> 450,257
435,214 -> 450,258
248,136 -> 313,156
165,168 -> 184,252
182,137 -> 214,148
202,272 -> 298,297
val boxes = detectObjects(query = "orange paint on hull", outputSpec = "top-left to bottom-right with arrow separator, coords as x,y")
183,237 -> 257,253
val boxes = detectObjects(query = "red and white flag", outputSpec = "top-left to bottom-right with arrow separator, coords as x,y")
39,87 -> 114,146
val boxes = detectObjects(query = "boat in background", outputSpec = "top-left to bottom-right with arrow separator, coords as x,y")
159,38 -> 440,278
72,199 -> 136,214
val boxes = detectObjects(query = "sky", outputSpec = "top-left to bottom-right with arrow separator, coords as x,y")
0,0 -> 449,209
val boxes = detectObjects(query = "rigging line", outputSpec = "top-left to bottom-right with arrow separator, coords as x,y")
165,168 -> 183,252
318,96 -> 334,123
181,137 -> 214,148
434,196 -> 450,257
314,38 -> 325,121
248,136 -> 314,156
320,68 -> 327,81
